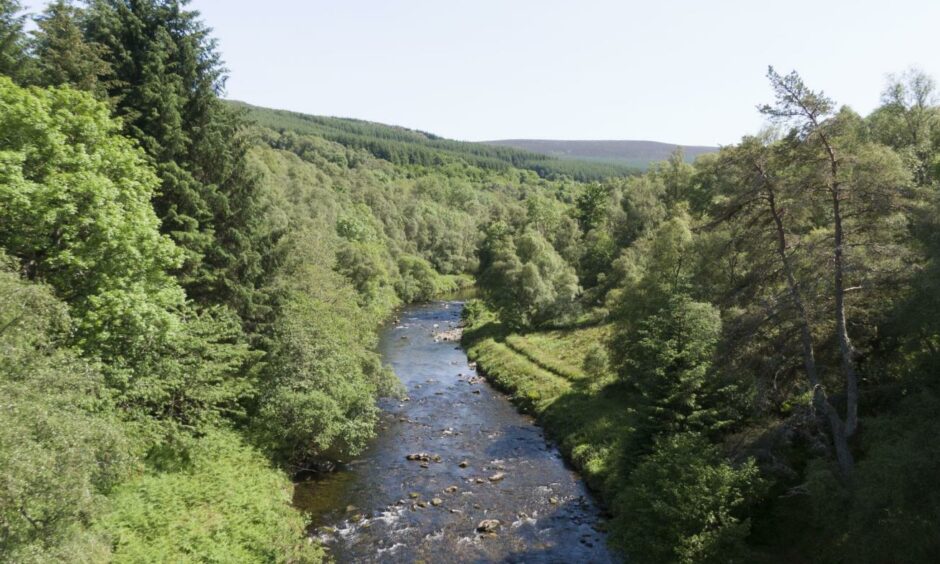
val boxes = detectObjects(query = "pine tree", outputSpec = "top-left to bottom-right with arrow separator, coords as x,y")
85,0 -> 267,318
31,0 -> 113,97
0,0 -> 29,81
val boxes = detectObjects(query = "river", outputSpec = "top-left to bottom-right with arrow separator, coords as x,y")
293,301 -> 616,563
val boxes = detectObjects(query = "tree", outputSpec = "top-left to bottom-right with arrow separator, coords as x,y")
708,135 -> 856,476
760,67 -> 911,453
575,182 -> 610,233
869,68 -> 939,186
0,256 -> 132,561
0,76 -> 183,360
618,296 -> 725,448
614,433 -> 763,564
653,146 -> 695,204
0,0 -> 29,81
0,77 -> 256,437
85,0 -> 267,315
255,230 -> 396,464
30,0 -> 113,97
479,227 -> 580,329
606,211 -> 696,323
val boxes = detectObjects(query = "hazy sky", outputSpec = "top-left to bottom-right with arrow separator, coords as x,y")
23,0 -> 940,145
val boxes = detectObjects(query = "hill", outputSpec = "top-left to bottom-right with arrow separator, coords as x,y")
231,101 -> 639,181
482,139 -> 718,169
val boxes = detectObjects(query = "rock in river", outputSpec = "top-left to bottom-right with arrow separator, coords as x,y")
477,519 -> 501,534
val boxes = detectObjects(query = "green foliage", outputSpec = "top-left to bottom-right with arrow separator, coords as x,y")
582,342 -> 610,377
0,75 -> 183,362
0,258 -> 134,562
0,0 -> 29,81
614,433 -> 763,563
5,8 -> 940,559
611,173 -> 668,247
479,227 -> 580,329
575,182 -> 610,232
607,211 -> 696,324
86,0 -> 267,313
617,296 -> 727,446
118,305 -> 259,434
255,231 -> 396,464
97,428 -> 323,563
30,1 -> 113,97
395,254 -> 442,303
0,77 -> 256,440
236,101 -> 636,181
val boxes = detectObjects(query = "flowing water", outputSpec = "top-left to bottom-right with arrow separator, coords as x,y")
293,301 -> 616,563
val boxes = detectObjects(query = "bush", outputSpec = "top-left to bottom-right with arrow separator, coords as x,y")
395,254 -> 439,302
582,342 -> 610,376
805,392 -> 940,563
0,260 -> 133,562
97,429 -> 322,563
613,432 -> 764,564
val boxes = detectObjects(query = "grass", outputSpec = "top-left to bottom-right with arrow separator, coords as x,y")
462,311 -> 633,503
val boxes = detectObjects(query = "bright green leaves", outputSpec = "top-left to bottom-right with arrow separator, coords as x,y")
0,259 -> 134,562
480,226 -> 580,329
96,429 -> 323,563
0,78 -> 256,441
0,77 -> 184,362
254,231 -> 395,464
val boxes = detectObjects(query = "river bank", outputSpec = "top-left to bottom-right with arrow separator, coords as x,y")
292,301 -> 616,562
461,310 -> 634,548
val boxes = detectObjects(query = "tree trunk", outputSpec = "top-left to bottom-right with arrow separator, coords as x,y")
825,142 -> 859,439
764,176 -> 854,477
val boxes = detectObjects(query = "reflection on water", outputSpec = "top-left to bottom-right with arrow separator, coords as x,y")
293,301 -> 616,563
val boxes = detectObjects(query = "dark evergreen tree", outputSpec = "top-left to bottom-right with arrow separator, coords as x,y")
85,0 -> 267,318
0,0 -> 29,81
30,0 -> 114,98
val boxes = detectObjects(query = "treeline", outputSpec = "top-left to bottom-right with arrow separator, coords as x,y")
469,68 -> 940,562
0,1 -> 583,561
238,102 -> 639,181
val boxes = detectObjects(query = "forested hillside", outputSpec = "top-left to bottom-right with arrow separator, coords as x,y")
483,138 -> 718,170
236,101 -> 639,181
2,1 -> 939,563
465,67 -> 940,562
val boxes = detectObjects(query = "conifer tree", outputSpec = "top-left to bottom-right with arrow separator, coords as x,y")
0,0 -> 29,81
31,0 -> 113,98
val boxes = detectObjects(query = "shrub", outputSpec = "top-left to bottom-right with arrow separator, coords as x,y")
613,432 -> 763,564
97,429 -> 322,563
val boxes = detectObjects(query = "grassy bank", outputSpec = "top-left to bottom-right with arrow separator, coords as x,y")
461,307 -> 633,513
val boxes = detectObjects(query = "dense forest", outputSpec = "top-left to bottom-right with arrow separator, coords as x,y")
482,138 -> 718,170
235,102 -> 640,181
1,1 -> 939,563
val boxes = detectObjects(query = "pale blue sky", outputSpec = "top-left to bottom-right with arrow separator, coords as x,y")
23,0 -> 940,145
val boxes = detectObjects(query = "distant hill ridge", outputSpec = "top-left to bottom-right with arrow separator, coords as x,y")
482,139 -> 718,169
232,100 -> 714,177
230,101 -> 640,181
